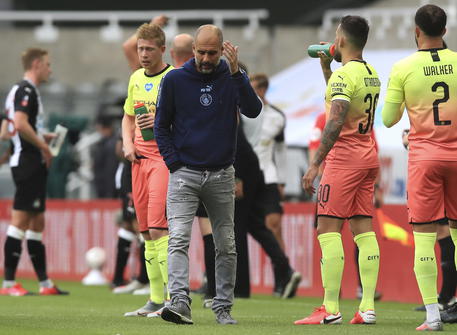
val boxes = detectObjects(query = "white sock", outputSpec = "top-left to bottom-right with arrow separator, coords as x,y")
39,279 -> 54,288
2,280 -> 15,288
118,228 -> 136,242
425,303 -> 441,322
7,225 -> 25,240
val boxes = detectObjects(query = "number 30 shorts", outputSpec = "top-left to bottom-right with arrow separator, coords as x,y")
317,166 -> 379,220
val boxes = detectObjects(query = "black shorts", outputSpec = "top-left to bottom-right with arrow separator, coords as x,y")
262,183 -> 283,215
121,192 -> 136,222
195,201 -> 208,218
119,163 -> 136,222
11,156 -> 47,212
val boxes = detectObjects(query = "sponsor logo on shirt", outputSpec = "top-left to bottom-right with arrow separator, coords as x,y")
200,85 -> 213,93
33,198 -> 41,208
144,83 -> 153,92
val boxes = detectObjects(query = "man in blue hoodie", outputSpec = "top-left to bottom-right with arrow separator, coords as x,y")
155,24 -> 262,325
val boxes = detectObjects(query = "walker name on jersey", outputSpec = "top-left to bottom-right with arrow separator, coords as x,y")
423,64 -> 453,76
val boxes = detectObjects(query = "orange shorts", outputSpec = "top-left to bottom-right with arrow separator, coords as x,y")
132,157 -> 169,232
407,160 -> 457,223
317,166 -> 378,219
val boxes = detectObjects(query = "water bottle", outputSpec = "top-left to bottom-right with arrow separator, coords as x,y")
134,103 -> 154,141
307,43 -> 335,58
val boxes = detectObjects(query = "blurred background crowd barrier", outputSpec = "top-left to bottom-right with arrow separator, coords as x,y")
0,200 -> 432,303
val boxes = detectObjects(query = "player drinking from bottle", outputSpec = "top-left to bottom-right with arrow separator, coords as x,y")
297,15 -> 380,325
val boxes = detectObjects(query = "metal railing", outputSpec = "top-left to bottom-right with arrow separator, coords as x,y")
319,0 -> 457,40
0,10 -> 269,42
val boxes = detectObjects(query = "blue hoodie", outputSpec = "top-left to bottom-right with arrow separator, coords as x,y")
154,58 -> 262,171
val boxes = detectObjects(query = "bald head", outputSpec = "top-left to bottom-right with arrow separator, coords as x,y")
170,34 -> 194,66
194,24 -> 223,47
172,34 -> 194,55
193,25 -> 224,74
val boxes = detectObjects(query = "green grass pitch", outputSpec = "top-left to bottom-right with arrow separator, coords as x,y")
1,280 -> 456,335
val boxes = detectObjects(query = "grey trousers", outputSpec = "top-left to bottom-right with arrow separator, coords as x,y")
166,166 -> 237,312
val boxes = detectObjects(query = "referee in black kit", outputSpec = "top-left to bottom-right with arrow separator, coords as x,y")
0,48 -> 68,296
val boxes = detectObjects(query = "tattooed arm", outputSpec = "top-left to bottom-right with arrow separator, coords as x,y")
302,99 -> 350,194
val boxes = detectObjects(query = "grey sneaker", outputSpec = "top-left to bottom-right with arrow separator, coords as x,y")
124,300 -> 164,317
282,271 -> 302,299
161,299 -> 193,325
416,319 -> 443,331
216,309 -> 238,325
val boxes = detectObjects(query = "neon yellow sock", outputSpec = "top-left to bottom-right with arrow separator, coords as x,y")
413,231 -> 438,305
450,228 -> 457,270
155,235 -> 169,301
144,240 -> 163,304
354,231 -> 380,312
318,232 -> 344,314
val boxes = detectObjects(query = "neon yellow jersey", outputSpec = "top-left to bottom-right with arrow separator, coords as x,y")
385,48 -> 457,161
124,65 -> 173,159
324,60 -> 380,169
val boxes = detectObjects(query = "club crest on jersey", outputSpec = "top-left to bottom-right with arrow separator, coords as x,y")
33,198 -> 41,208
21,95 -> 29,107
200,93 -> 212,106
144,83 -> 153,92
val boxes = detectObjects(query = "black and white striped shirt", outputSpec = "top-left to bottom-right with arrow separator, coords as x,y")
4,79 -> 44,167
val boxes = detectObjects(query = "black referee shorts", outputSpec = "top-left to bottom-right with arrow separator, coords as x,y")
262,183 -> 283,215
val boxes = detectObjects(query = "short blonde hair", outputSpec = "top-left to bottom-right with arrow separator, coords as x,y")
21,48 -> 48,71
136,23 -> 166,47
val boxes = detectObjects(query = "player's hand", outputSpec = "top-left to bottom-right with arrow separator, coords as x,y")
136,113 -> 154,130
40,144 -> 53,168
402,129 -> 410,150
318,42 -> 333,69
235,179 -> 244,199
302,164 -> 319,194
123,143 -> 139,164
223,41 -> 240,74
150,15 -> 169,28
43,132 -> 57,144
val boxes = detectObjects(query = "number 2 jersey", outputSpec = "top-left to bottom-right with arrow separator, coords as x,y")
385,48 -> 457,162
324,60 -> 380,169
